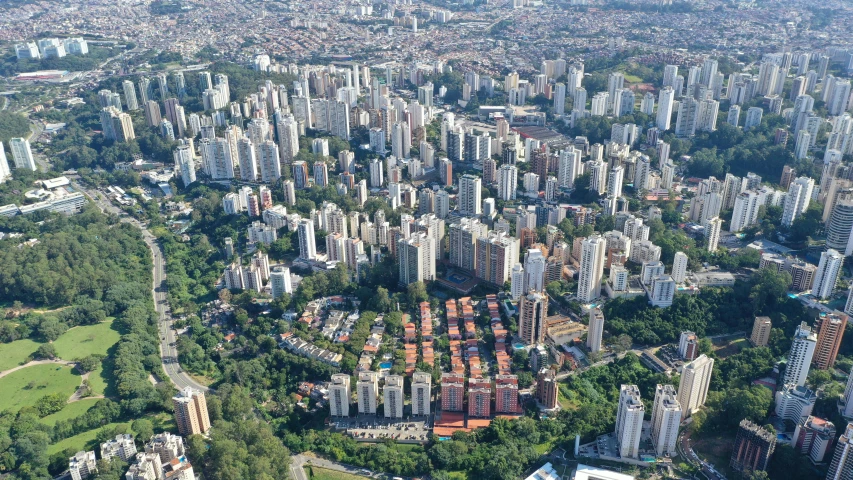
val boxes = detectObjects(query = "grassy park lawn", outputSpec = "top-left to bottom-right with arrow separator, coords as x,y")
53,320 -> 120,359
0,338 -> 42,372
624,74 -> 643,83
40,398 -> 101,426
47,413 -> 174,455
0,364 -> 80,412
48,420 -> 132,455
87,362 -> 113,396
306,467 -> 369,480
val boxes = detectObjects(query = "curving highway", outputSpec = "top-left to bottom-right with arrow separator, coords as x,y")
145,230 -> 210,392
72,180 -> 209,392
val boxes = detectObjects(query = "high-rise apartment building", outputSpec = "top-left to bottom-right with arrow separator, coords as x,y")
814,312 -> 848,370
69,451 -> 97,480
329,373 -> 351,417
750,316 -> 772,347
357,371 -> 379,414
577,235 -> 606,303
677,354 -> 714,418
9,138 -> 36,171
536,369 -> 559,409
459,174 -> 482,215
813,249 -> 843,299
494,375 -> 519,414
518,291 -> 548,345
651,384 -> 681,457
616,385 -> 644,459
782,177 -> 815,227
172,387 -> 211,436
475,231 -> 519,286
384,375 -> 404,419
441,373 -> 465,412
704,217 -> 722,252
498,164 -> 518,200
678,331 -> 699,361
784,322 -> 817,387
587,308 -> 604,353
398,232 -> 436,285
468,378 -> 492,418
656,86 -> 675,131
411,371 -> 431,416
297,219 -> 317,260
730,420 -> 776,474
827,422 -> 853,479
672,251 -> 688,284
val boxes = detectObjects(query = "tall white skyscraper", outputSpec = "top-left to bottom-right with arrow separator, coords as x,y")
510,264 -> 525,301
677,354 -> 714,418
730,190 -> 762,233
122,80 -> 139,111
270,266 -> 292,298
577,235 -> 606,303
524,249 -> 547,293
651,384 -> 681,457
173,145 -> 196,187
672,251 -> 688,284
557,147 -> 582,188
297,219 -> 317,260
704,217 -> 722,252
411,371 -> 432,416
663,65 -> 679,87
813,249 -> 843,299
784,322 -> 817,387
554,83 -> 566,116
498,164 -> 518,201
827,422 -> 853,480
383,375 -> 404,419
357,371 -> 379,415
781,176 -> 815,227
616,385 -> 644,459
459,174 -> 482,215
398,232 -> 436,285
329,374 -> 351,417
656,87 -> 675,131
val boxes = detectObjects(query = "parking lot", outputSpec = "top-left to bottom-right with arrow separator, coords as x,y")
333,416 -> 432,443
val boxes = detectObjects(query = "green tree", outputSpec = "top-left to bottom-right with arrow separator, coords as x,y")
34,344 -> 57,360
132,419 -> 155,443
407,282 -> 428,306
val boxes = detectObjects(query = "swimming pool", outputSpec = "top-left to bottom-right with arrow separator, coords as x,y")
380,362 -> 392,369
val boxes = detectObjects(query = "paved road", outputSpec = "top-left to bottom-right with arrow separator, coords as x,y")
72,180 -> 209,392
678,431 -> 724,480
147,231 -> 209,392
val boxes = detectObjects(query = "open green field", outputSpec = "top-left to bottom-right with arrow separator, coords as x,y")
47,412 -> 173,455
306,467 -> 369,480
48,420 -> 132,455
87,363 -> 114,397
52,320 -> 121,359
40,398 -> 100,426
0,364 -> 80,412
624,74 -> 643,83
0,338 -> 42,372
